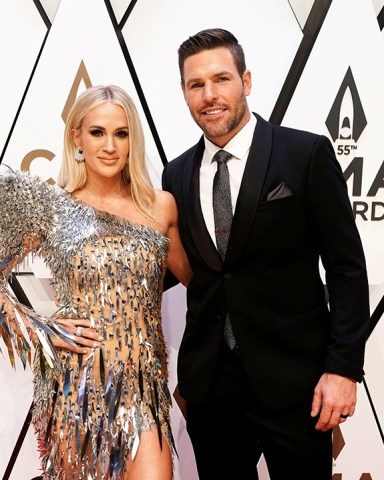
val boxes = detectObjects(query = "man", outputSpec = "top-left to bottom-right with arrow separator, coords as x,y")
162,28 -> 370,479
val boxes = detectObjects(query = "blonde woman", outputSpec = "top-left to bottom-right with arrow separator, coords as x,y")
0,85 -> 191,479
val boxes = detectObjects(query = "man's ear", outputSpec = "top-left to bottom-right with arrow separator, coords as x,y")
181,81 -> 189,102
243,70 -> 252,97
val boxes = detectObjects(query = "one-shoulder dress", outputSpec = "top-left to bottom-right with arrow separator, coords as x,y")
0,168 -> 174,479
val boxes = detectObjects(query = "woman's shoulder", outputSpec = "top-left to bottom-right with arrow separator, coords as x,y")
154,189 -> 178,217
154,188 -> 176,206
0,166 -> 60,228
0,165 -> 55,192
153,189 -> 178,229
0,167 -> 61,259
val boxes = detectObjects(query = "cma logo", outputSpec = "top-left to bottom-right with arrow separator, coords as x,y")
326,66 -> 367,147
21,61 -> 92,183
332,426 -> 373,479
326,67 -> 384,222
333,476 -> 372,480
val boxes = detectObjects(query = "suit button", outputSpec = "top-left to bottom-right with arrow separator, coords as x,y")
224,273 -> 232,280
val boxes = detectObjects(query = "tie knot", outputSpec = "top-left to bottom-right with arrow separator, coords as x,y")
213,150 -> 232,165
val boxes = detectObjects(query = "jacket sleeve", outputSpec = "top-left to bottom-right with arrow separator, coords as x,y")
0,167 -> 66,371
306,136 -> 370,381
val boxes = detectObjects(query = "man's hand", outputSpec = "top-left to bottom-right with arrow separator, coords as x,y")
311,372 -> 357,431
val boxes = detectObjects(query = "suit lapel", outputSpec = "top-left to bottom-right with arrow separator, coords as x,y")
183,137 -> 222,271
226,114 -> 273,267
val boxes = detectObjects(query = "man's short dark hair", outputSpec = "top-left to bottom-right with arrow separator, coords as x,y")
178,28 -> 247,84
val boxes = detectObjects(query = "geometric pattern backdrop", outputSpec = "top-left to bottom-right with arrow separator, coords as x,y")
1,1 -> 383,479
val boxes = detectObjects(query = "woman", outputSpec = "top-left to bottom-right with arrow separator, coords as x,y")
0,85 -> 192,479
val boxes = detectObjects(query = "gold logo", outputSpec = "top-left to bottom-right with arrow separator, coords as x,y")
21,60 -> 92,179
332,425 -> 373,479
62,60 -> 92,123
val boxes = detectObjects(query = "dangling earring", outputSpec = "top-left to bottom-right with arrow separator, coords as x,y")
74,147 -> 85,162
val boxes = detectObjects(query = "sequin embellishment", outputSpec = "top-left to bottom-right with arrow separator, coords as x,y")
0,169 -> 173,479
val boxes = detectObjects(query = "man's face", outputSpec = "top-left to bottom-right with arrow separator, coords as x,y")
181,47 -> 252,147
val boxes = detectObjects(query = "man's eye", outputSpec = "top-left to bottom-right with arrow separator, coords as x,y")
217,76 -> 229,83
191,83 -> 203,89
90,129 -> 103,137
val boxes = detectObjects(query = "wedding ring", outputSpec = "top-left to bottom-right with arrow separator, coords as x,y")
76,326 -> 84,336
340,413 -> 349,419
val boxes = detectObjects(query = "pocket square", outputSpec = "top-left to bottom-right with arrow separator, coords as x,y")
267,182 -> 293,201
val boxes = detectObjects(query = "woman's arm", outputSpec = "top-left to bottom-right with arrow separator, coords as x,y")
155,190 -> 192,287
0,168 -> 92,369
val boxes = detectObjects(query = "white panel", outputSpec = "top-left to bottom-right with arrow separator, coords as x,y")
0,0 -> 46,153
7,424 -> 41,480
0,341 -> 37,479
1,0 -> 164,189
16,275 -> 58,316
109,0 -> 132,24
0,4 -> 47,475
123,0 -> 303,161
282,0 -> 384,285
371,0 -> 384,16
39,0 -> 61,22
288,0 -> 316,29
363,282 -> 384,442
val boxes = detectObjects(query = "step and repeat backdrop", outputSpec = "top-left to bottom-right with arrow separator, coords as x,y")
0,0 -> 383,478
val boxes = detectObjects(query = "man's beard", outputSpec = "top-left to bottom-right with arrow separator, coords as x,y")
191,94 -> 247,141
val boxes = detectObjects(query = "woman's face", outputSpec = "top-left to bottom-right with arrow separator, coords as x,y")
73,102 -> 129,183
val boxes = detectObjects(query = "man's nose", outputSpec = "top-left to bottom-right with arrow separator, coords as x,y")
202,82 -> 218,102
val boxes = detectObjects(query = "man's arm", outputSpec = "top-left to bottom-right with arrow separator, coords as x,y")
306,135 -> 370,430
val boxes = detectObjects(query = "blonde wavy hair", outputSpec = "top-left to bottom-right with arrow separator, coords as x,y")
57,85 -> 155,221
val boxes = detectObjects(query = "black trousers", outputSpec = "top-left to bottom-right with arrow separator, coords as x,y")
186,343 -> 332,480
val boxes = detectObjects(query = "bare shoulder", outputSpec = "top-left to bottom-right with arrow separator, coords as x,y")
154,189 -> 177,210
153,189 -> 178,232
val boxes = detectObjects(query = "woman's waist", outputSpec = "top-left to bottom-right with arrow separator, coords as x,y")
51,303 -> 161,326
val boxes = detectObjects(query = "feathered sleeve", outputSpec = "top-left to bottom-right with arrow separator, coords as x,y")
0,167 -> 71,372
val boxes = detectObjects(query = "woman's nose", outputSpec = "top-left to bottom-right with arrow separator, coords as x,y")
103,135 -> 116,151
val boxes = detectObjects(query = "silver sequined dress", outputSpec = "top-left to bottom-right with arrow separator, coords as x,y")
0,169 -> 173,479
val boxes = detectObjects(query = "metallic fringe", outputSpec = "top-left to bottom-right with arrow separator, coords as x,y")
0,169 -> 174,479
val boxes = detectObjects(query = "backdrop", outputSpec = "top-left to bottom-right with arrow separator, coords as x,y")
0,1 -> 383,479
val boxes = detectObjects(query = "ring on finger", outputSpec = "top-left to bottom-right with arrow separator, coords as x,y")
76,326 -> 84,336
340,413 -> 349,419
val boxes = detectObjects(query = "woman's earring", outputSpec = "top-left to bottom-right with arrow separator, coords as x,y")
74,147 -> 85,162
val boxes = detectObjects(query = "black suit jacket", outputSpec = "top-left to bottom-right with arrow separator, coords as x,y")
162,114 -> 370,410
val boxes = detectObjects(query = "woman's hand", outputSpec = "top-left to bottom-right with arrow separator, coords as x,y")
50,318 -> 103,354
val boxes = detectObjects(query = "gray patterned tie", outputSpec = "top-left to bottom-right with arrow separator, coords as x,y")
212,150 -> 237,350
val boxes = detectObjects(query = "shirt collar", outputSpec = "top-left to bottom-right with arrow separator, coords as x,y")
203,113 -> 257,164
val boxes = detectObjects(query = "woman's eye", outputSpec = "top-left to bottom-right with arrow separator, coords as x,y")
90,129 -> 103,137
116,131 -> 128,138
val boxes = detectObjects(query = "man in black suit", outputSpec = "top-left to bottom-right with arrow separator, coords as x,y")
162,28 -> 370,479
